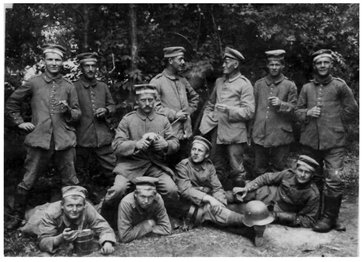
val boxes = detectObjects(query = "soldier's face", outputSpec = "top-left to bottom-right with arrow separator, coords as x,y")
45,52 -> 63,75
295,164 -> 314,184
267,60 -> 284,77
169,55 -> 185,73
190,142 -> 209,164
223,57 -> 238,76
137,93 -> 156,115
81,61 -> 97,80
135,187 -> 156,209
314,57 -> 333,77
61,196 -> 86,220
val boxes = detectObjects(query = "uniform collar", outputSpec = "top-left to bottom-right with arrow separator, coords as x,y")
188,157 -> 208,170
225,72 -> 241,83
43,71 -> 63,83
312,74 -> 333,85
136,108 -> 156,120
162,68 -> 180,80
80,75 -> 97,89
265,74 -> 285,85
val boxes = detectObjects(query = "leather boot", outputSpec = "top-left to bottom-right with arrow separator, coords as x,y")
253,225 -> 266,247
6,187 -> 29,230
313,194 -> 342,233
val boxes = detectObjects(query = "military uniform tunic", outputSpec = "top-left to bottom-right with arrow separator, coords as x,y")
150,69 -> 199,140
103,108 -> 179,205
5,72 -> 81,190
296,75 -> 358,151
117,192 -> 171,243
200,72 -> 255,144
6,72 -> 81,150
74,75 -> 115,148
245,169 -> 320,227
39,201 -> 116,254
252,74 -> 297,147
175,158 -> 227,206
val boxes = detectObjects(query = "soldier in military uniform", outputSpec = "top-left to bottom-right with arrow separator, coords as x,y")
117,177 -> 172,243
150,46 -> 199,166
38,186 -> 116,255
252,49 -> 297,177
174,136 -> 274,246
199,47 -> 255,188
73,52 -> 116,189
6,44 -> 81,230
100,84 -> 179,227
233,155 -> 321,228
295,49 -> 358,232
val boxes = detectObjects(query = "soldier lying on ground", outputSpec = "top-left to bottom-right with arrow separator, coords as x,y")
233,155 -> 320,228
117,177 -> 172,243
38,186 -> 116,256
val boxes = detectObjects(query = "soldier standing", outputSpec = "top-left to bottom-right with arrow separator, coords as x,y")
73,52 -> 116,189
150,46 -> 199,166
6,44 -> 81,229
199,47 -> 255,188
252,49 -> 297,177
295,49 -> 358,232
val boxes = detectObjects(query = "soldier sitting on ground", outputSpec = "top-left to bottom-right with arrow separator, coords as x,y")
173,135 -> 274,246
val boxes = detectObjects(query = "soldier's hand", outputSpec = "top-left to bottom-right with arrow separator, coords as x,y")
152,136 -> 168,151
176,110 -> 188,121
100,242 -> 114,255
62,228 -> 79,242
233,187 -> 248,202
95,108 -> 107,118
18,122 -> 35,132
147,219 -> 156,227
142,132 -> 158,141
307,106 -> 321,118
58,100 -> 71,113
203,195 -> 224,207
268,96 -> 281,107
136,137 -> 152,151
215,103 -> 228,113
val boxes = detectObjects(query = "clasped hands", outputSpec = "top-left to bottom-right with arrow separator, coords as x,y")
136,132 -> 168,151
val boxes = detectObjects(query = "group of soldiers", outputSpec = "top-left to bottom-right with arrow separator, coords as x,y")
5,43 -> 358,255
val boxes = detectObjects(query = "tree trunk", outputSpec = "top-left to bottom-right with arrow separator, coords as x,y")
129,4 -> 138,72
83,5 -> 89,51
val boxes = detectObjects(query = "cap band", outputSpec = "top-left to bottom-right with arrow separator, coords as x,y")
80,58 -> 97,64
43,48 -> 64,58
165,51 -> 184,58
313,53 -> 333,62
63,191 -> 86,199
135,89 -> 157,95
192,140 -> 210,152
297,160 -> 316,172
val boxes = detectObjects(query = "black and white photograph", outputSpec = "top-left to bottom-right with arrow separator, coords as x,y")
1,1 -> 360,258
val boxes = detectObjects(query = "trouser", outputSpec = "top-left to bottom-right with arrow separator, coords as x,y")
18,145 -> 79,191
300,145 -> 345,197
76,145 -> 116,187
254,144 -> 290,177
